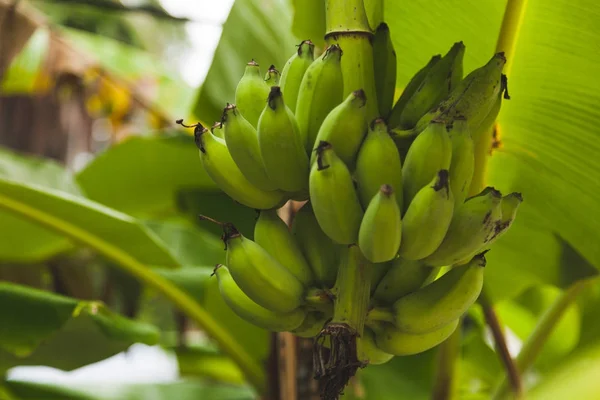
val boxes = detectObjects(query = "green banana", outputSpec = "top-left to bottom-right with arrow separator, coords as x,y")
422,187 -> 502,267
471,74 -> 509,141
217,222 -> 305,313
295,44 -> 344,152
373,257 -> 440,306
370,260 -> 392,294
292,203 -> 340,288
402,120 -> 452,209
235,60 -> 270,127
354,118 -> 403,210
264,64 -> 280,87
374,318 -> 459,356
372,23 -> 397,118
292,310 -> 330,338
358,185 -> 402,263
394,42 -> 465,130
309,141 -> 364,244
310,89 -> 368,168
222,104 -> 277,191
387,54 -> 441,128
417,52 -> 507,132
398,170 -> 454,260
189,123 -> 284,210
258,86 -> 310,192
447,119 -> 475,208
484,192 -> 523,248
254,209 -> 314,285
214,264 -> 306,332
392,253 -> 486,333
280,40 -> 315,113
358,327 -> 394,365
210,121 -> 224,139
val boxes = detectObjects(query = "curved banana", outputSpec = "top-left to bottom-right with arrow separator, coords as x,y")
354,118 -> 403,210
372,257 -> 440,306
235,60 -> 270,127
222,104 -> 277,191
191,123 -> 285,210
292,203 -> 340,288
264,64 -> 280,87
387,54 -> 441,128
422,187 -> 502,267
358,327 -> 394,365
370,260 -> 392,294
254,209 -> 314,285
372,23 -> 397,118
447,119 -> 475,208
309,141 -> 364,244
402,120 -> 452,208
220,222 -> 305,313
310,89 -> 368,168
398,170 -> 454,260
484,191 -> 523,248
214,264 -> 306,332
292,310 -> 330,338
394,42 -> 465,130
210,121 -> 224,139
393,253 -> 486,334
374,319 -> 459,356
280,40 -> 315,113
258,86 -> 310,192
295,44 -> 344,152
417,52 -> 507,133
358,185 -> 402,263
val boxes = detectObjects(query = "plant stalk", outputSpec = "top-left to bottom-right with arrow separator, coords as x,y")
0,193 -> 265,392
431,320 -> 462,400
325,0 -> 378,120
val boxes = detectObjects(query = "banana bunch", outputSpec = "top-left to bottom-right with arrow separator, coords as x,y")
178,39 -> 522,365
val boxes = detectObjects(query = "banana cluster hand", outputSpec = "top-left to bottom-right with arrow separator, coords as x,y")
178,39 -> 522,365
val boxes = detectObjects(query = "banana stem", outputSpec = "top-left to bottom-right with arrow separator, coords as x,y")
305,287 -> 334,311
431,320 -> 462,400
365,307 -> 395,325
325,0 -> 378,120
491,278 -> 593,399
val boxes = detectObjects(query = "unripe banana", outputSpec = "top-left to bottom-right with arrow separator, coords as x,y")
372,23 -> 397,118
258,86 -> 310,192
210,121 -> 224,139
292,203 -> 340,288
372,257 -> 439,305
402,120 -> 452,209
417,52 -> 507,132
358,327 -> 394,365
295,44 -> 344,152
394,42 -> 465,130
398,170 -> 454,260
370,260 -> 391,294
235,60 -> 270,127
484,192 -> 523,248
280,40 -> 315,113
354,118 -> 403,210
374,319 -> 459,356
422,187 -> 502,267
190,124 -> 284,210
387,54 -> 441,128
292,310 -> 329,338
214,264 -> 306,331
309,141 -> 364,244
358,185 -> 402,263
218,222 -> 305,313
221,104 -> 277,191
264,64 -> 280,87
310,89 -> 368,168
391,253 -> 485,334
447,119 -> 475,208
254,209 -> 314,285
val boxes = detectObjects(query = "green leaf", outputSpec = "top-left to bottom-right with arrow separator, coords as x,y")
76,134 -> 216,217
191,0 -> 298,124
0,146 -> 85,262
156,266 -> 213,304
0,282 -> 158,359
3,380 -> 97,400
0,177 -> 179,268
0,28 -> 48,94
176,346 -> 245,385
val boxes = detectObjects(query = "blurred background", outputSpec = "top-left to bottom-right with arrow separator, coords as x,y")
1,0 -> 600,399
